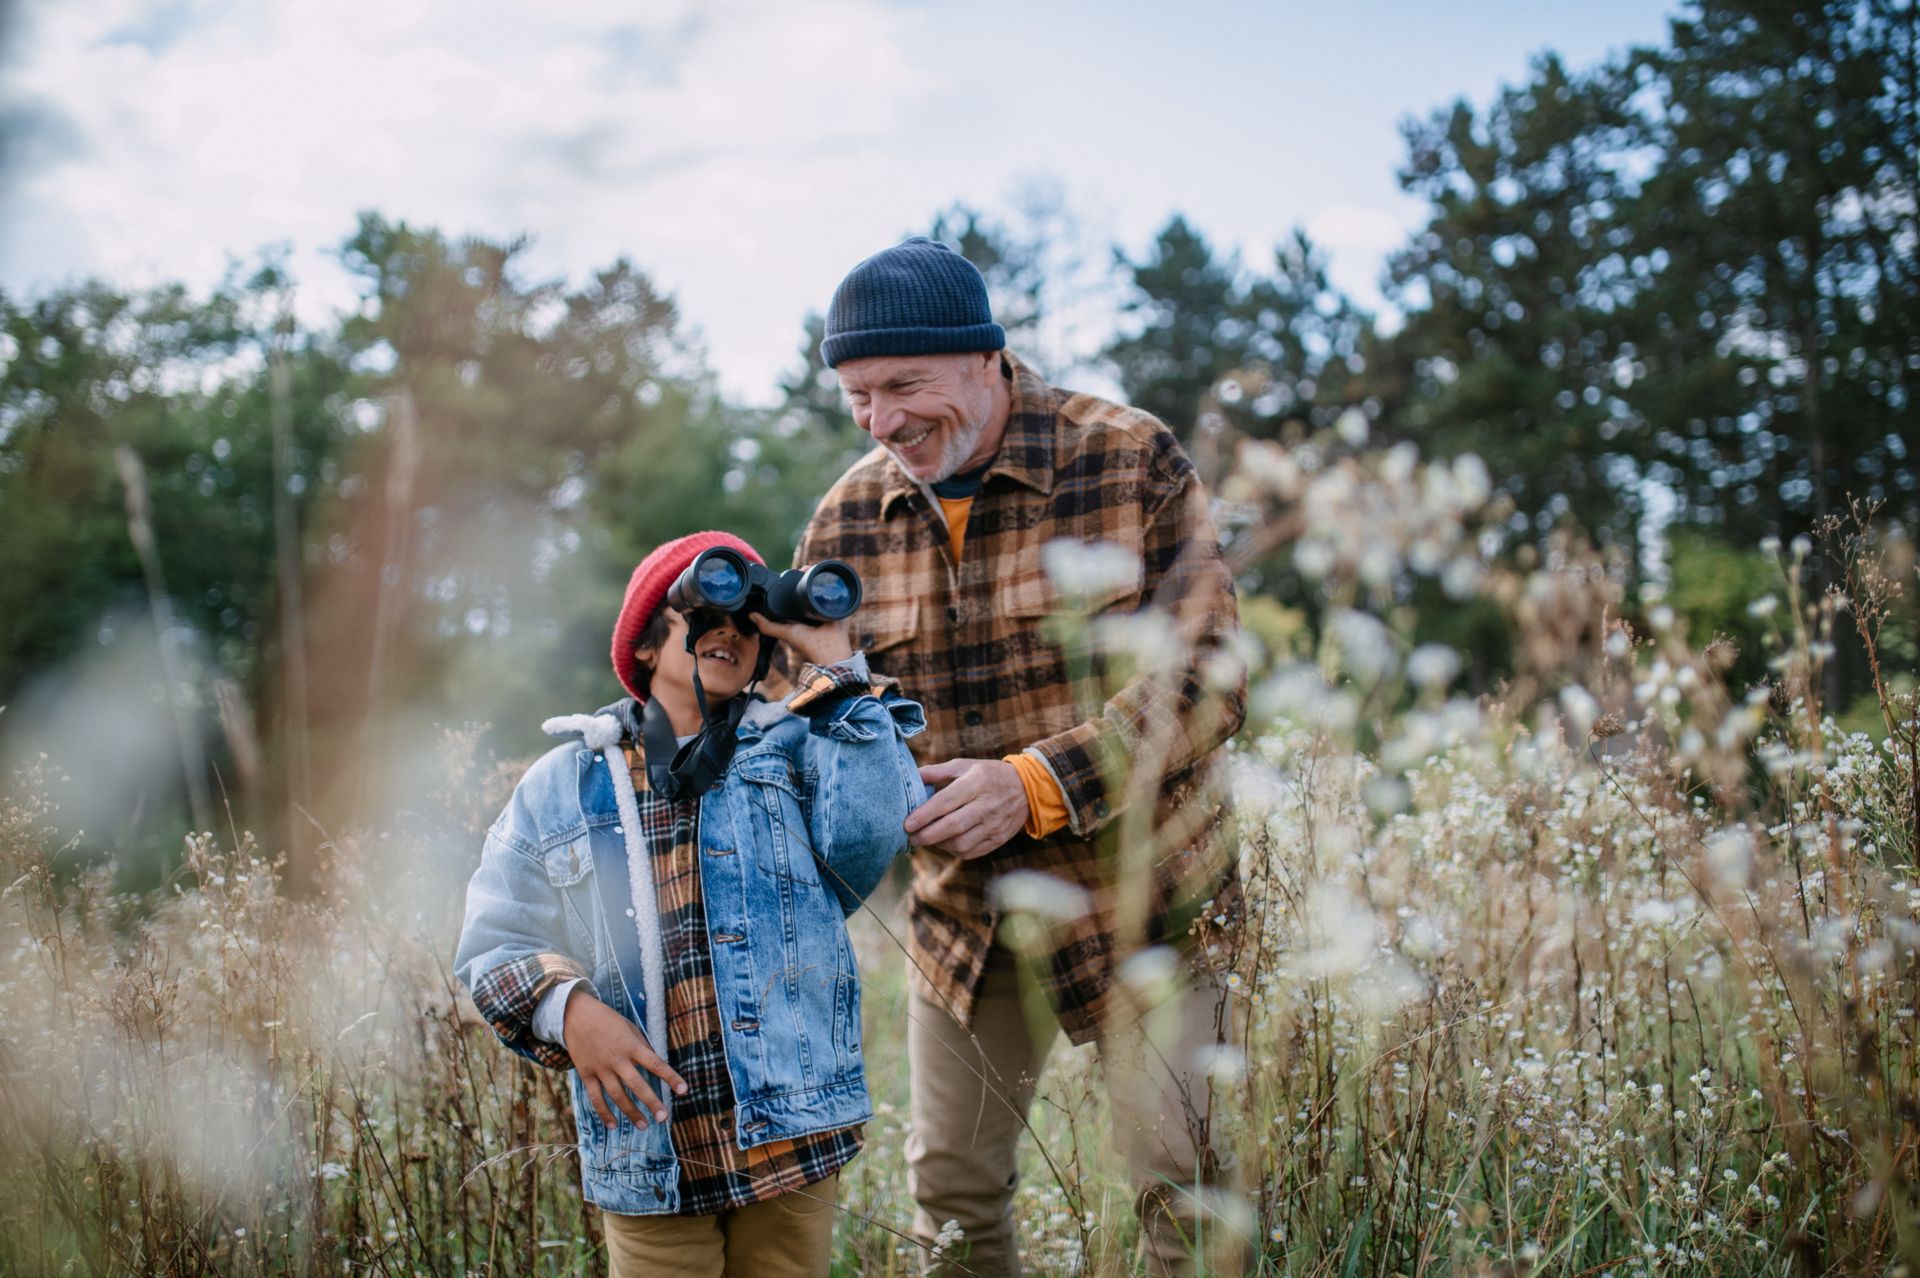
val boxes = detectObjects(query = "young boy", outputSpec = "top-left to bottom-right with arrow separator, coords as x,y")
455,531 -> 926,1277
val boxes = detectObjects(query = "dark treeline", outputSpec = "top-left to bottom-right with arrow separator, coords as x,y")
1,0 -> 1915,869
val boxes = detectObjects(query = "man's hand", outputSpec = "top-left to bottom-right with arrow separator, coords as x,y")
562,987 -> 688,1128
748,613 -> 856,669
906,758 -> 1030,859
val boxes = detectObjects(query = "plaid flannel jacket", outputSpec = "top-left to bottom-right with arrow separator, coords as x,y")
798,351 -> 1246,1043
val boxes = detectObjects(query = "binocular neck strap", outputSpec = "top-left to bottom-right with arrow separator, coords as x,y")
642,616 -> 777,799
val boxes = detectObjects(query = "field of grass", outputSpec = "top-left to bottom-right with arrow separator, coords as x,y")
2,438 -> 1915,1276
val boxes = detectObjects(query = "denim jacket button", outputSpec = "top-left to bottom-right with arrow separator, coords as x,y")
612,825 -> 623,835
625,908 -> 636,918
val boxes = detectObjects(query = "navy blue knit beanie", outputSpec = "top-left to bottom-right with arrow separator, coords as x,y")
821,237 -> 1007,368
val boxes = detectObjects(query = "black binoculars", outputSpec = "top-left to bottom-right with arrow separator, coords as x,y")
666,547 -> 863,628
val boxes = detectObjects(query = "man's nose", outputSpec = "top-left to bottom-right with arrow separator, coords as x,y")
867,396 -> 907,440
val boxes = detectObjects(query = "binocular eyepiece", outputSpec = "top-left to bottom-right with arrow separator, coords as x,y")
666,547 -> 863,629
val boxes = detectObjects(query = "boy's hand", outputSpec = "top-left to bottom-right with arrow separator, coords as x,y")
748,613 -> 855,668
563,987 -> 688,1128
906,758 -> 1029,859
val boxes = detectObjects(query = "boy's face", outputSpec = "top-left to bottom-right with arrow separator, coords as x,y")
637,608 -> 761,706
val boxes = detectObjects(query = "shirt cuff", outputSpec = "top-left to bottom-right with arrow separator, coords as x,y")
786,651 -> 897,715
532,978 -> 585,1048
1005,751 -> 1071,839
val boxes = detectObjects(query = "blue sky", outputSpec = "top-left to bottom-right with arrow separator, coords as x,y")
0,0 -> 1681,403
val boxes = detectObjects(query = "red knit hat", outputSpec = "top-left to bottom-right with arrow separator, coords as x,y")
611,531 -> 766,702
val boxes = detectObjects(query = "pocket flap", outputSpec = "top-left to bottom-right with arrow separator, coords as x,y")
733,751 -> 804,795
542,836 -> 593,886
852,596 -> 919,654
1003,538 -> 1146,618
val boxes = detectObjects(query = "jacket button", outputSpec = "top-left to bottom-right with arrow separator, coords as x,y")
653,1187 -> 665,1201
1094,799 -> 1110,818
964,710 -> 983,726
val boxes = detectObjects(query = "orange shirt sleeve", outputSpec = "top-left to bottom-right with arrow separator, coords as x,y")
1005,751 -> 1070,839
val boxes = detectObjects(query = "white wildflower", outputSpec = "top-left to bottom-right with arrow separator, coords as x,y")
1559,685 -> 1600,739
1712,825 -> 1758,886
1406,644 -> 1461,690
1041,538 -> 1140,605
1335,406 -> 1370,447
989,871 -> 1092,923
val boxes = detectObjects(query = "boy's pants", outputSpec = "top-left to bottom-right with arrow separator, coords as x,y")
602,1173 -> 838,1278
906,944 -> 1250,1278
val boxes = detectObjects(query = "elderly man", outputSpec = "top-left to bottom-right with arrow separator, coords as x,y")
798,238 -> 1248,1278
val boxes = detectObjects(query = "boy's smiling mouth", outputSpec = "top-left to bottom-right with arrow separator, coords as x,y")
698,645 -> 740,667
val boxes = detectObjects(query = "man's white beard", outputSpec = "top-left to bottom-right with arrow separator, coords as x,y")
896,413 -> 990,484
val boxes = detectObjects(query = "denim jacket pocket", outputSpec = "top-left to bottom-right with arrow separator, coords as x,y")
569,1067 -> 675,1176
542,836 -> 593,886
734,755 -> 822,890
541,835 -> 597,960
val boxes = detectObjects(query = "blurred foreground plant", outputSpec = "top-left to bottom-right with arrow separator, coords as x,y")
2,423 -> 1915,1276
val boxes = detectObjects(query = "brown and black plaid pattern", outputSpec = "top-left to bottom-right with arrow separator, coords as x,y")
798,351 -> 1246,1045
621,743 -> 861,1216
471,950 -> 590,1071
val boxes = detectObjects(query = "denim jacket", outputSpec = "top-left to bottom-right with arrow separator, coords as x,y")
454,654 -> 926,1214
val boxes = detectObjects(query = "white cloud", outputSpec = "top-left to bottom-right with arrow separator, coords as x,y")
0,0 -> 1682,399
1,0 -> 928,395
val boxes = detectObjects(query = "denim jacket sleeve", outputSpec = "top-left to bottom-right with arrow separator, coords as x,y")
785,651 -> 928,914
453,751 -> 591,1071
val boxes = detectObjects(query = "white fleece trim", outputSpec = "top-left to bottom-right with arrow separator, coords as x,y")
542,713 -> 669,1106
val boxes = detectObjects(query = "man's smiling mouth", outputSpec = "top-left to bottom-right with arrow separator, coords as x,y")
891,422 -> 935,450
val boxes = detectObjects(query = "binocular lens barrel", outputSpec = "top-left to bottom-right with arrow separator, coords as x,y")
802,565 -> 857,619
667,549 -> 862,626
693,553 -> 747,607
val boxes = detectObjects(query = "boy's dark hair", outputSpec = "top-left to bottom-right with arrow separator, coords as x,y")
629,608 -> 671,698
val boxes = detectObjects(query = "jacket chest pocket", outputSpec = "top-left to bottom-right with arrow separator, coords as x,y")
732,756 -> 822,889
1001,535 -> 1147,621
541,836 -> 599,963
853,596 -> 919,660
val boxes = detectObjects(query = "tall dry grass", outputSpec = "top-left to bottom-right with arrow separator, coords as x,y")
1,426 -> 1915,1275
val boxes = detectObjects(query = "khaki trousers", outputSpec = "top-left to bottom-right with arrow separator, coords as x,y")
601,1173 -> 838,1278
906,945 -> 1249,1278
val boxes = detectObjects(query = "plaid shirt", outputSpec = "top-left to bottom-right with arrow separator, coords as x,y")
798,351 -> 1245,1044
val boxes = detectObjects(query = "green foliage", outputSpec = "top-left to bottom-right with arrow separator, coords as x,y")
1625,0 -> 1920,543
1105,217 -> 1369,444
1663,531 -> 1782,692
4,0 -> 1918,850
1382,0 -> 1920,551
1383,54 -> 1645,551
